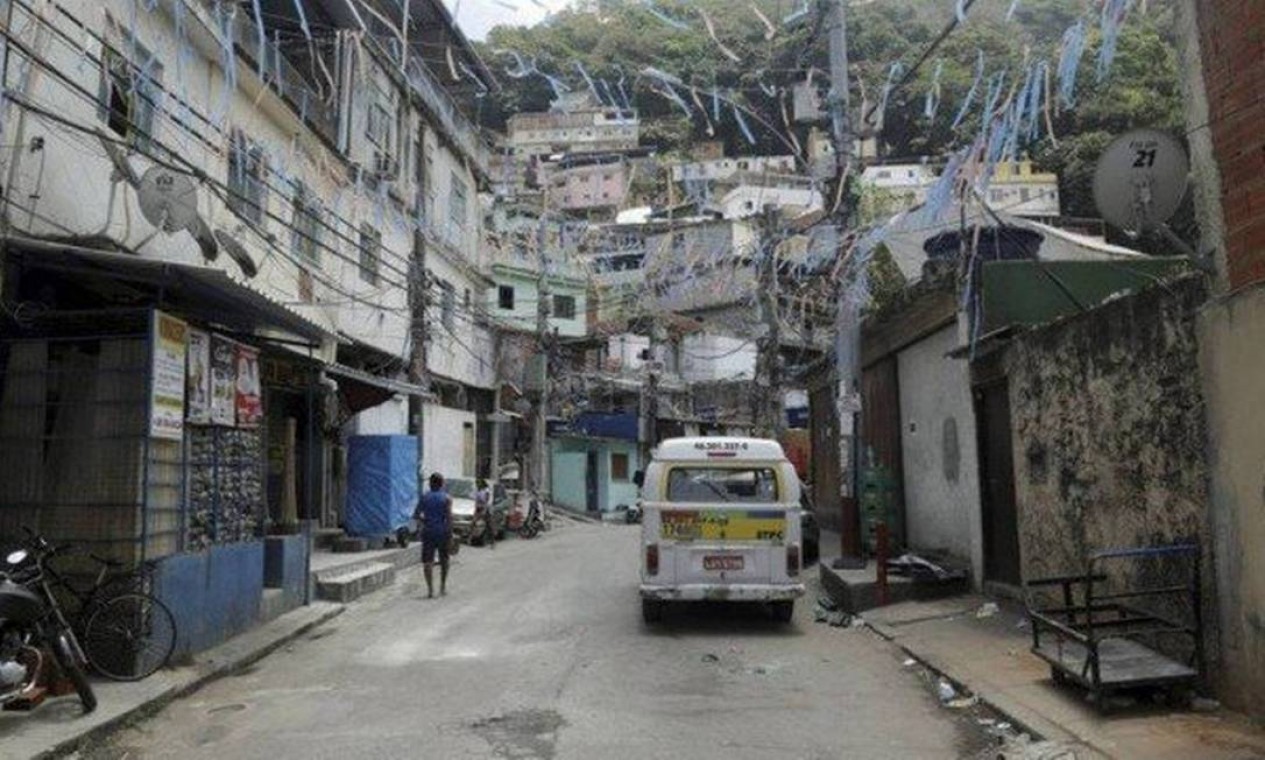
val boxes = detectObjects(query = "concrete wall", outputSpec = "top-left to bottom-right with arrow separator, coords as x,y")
347,398 -> 410,436
1198,282 -> 1265,715
550,443 -> 589,512
602,441 -> 640,512
897,325 -> 982,580
549,439 -> 639,513
1005,278 -> 1212,632
489,267 -> 589,338
153,541 -> 265,661
681,334 -> 757,382
422,404 -> 477,479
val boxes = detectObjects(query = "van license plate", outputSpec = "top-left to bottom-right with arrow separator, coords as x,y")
704,555 -> 744,571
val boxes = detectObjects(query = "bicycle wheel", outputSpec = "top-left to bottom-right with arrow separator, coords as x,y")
81,592 -> 176,681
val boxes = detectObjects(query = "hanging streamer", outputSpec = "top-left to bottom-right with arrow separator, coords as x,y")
498,50 -> 536,79
951,50 -> 985,130
877,62 -> 905,129
733,102 -> 757,145
750,3 -> 776,41
955,0 -> 971,24
699,8 -> 741,63
599,79 -> 617,108
711,84 -> 721,123
690,86 -> 715,137
291,0 -> 312,41
1057,19 -> 1087,108
460,62 -> 489,97
250,0 -> 268,81
755,70 -> 777,97
641,0 -> 690,31
1006,0 -> 1021,21
616,72 -> 632,110
924,60 -> 944,121
1097,0 -> 1134,83
575,62 -> 602,104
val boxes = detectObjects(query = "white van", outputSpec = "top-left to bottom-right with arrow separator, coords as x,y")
637,437 -> 805,623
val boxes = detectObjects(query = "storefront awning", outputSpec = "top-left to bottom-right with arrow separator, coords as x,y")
324,363 -> 433,400
10,239 -> 330,344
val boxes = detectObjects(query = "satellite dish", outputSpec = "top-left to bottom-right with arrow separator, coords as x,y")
214,228 -> 259,279
137,166 -> 199,233
1093,129 -> 1189,236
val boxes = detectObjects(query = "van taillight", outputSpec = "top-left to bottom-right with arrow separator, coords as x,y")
787,545 -> 800,577
646,544 -> 659,576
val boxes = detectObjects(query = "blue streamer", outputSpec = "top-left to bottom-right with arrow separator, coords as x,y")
250,0 -> 267,80
1097,0 -> 1134,83
598,78 -> 615,107
291,0 -> 312,41
955,0 -> 970,23
641,0 -> 690,31
1006,0 -> 1021,21
878,62 -> 905,128
924,60 -> 944,120
952,50 -> 985,130
575,62 -> 601,104
616,74 -> 632,109
733,102 -> 756,145
711,84 -> 721,122
1058,19 -> 1087,108
499,49 -> 535,79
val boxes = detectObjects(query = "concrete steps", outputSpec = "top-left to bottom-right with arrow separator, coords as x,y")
315,561 -> 396,603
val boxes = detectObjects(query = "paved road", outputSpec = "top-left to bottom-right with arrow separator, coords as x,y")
91,520 -> 992,760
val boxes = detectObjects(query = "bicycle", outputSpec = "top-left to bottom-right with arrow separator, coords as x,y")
10,528 -> 177,682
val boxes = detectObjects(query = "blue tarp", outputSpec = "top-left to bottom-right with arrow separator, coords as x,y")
345,435 -> 419,538
569,412 -> 639,441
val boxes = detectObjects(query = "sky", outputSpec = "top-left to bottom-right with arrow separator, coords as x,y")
444,0 -> 574,41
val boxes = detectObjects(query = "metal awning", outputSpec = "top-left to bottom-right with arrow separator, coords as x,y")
324,363 -> 433,399
10,239 -> 330,344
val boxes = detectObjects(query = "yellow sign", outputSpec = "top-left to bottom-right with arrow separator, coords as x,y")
660,510 -> 785,542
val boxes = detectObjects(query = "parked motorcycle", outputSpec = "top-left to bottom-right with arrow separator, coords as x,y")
0,532 -> 96,713
518,494 -> 546,539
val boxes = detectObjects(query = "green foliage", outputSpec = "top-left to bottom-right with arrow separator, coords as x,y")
479,0 -> 1186,227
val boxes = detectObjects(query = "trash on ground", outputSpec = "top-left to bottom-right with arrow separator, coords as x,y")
902,658 -> 917,668
1192,697 -> 1221,712
813,601 -> 850,627
816,595 -> 839,612
975,602 -> 1000,618
1016,617 -> 1030,630
701,653 -> 720,663
946,695 -> 980,709
885,553 -> 968,581
937,679 -> 957,703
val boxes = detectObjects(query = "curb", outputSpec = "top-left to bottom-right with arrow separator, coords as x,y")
34,604 -> 345,759
861,618 -> 1110,758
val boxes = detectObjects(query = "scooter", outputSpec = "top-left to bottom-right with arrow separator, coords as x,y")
518,494 -> 546,539
0,533 -> 97,713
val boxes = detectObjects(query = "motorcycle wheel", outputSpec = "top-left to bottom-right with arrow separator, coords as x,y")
50,630 -> 96,713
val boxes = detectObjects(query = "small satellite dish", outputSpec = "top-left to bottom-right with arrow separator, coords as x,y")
1093,129 -> 1189,236
137,166 -> 199,233
214,228 -> 259,279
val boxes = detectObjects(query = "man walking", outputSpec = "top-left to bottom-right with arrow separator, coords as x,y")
415,472 -> 453,598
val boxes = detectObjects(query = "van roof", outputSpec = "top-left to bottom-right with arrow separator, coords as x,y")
653,437 -> 787,462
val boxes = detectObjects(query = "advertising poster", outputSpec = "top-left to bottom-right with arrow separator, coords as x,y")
235,343 -> 263,428
210,335 -> 237,426
150,311 -> 188,440
186,329 -> 211,424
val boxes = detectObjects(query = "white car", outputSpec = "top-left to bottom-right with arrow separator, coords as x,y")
638,437 -> 806,623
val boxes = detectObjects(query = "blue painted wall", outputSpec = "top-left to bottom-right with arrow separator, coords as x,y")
551,441 -> 588,512
550,438 -> 641,513
153,541 -> 264,661
264,534 -> 309,609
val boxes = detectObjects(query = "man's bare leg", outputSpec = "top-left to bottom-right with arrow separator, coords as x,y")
439,554 -> 449,596
423,562 -> 434,598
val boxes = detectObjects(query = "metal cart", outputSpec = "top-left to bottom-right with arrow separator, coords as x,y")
1026,544 -> 1204,712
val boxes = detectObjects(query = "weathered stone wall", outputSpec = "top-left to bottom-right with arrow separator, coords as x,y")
1005,277 -> 1213,663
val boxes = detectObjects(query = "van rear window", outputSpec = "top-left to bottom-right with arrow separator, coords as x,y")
666,468 -> 779,503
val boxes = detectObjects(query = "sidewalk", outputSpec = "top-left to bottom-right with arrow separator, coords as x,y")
1,602 -> 344,759
859,594 -> 1265,759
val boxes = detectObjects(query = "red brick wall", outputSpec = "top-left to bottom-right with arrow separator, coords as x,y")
1197,0 -> 1265,289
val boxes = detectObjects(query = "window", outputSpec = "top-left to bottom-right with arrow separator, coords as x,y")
449,171 -> 468,231
440,282 -> 456,330
666,467 -> 780,503
498,285 -> 515,310
553,294 -> 576,320
876,170 -> 891,179
358,224 -> 381,285
291,184 -> 322,266
227,131 -> 268,226
99,43 -> 162,149
611,453 -> 630,482
367,102 -> 392,149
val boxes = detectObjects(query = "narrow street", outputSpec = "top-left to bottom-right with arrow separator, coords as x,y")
90,520 -> 991,760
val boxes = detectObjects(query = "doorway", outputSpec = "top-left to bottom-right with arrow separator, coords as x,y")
975,382 -> 1022,586
585,451 -> 599,512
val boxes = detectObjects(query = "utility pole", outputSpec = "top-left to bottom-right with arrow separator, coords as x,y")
410,226 -> 430,477
825,0 -> 864,559
531,209 -> 551,497
640,316 -> 660,466
756,204 -> 784,439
